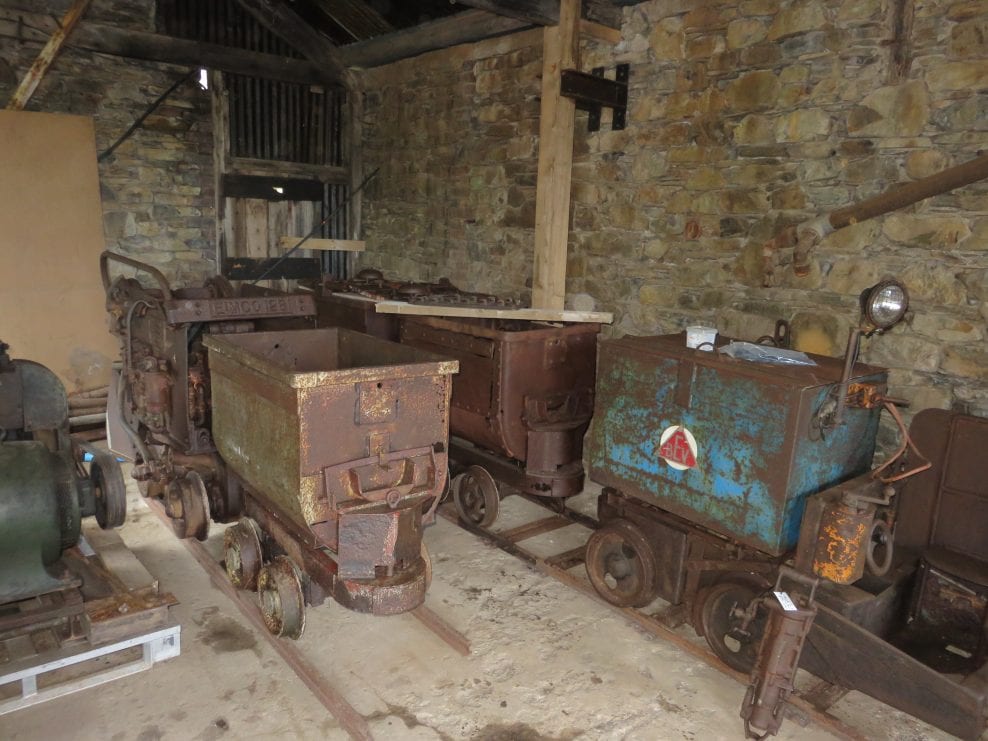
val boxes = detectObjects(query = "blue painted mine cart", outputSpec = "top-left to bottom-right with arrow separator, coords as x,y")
586,333 -> 886,557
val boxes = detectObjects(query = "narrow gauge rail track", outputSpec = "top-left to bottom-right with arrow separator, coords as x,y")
439,497 -> 869,741
142,497 -> 470,740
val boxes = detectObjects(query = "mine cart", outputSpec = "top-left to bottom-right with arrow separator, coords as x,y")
309,268 -> 523,342
400,316 -> 599,527
584,331 -> 887,612
101,251 -> 316,539
583,281 -> 988,738
203,328 -> 457,637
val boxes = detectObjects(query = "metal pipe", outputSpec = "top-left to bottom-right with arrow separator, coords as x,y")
833,328 -> 862,427
784,152 -> 988,277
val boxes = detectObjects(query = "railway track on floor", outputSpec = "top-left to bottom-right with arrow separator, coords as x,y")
142,497 -> 469,741
438,500 -> 867,741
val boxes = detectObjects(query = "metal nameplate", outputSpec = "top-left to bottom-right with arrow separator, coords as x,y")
164,294 -> 316,324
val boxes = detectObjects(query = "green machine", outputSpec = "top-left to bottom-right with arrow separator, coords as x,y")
0,342 -> 126,604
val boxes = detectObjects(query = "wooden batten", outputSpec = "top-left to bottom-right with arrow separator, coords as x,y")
5,0 -> 92,110
278,237 -> 365,252
374,301 -> 613,324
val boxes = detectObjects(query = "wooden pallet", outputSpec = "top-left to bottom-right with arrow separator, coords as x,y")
0,523 -> 179,714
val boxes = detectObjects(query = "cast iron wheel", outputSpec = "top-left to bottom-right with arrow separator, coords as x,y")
224,518 -> 264,590
865,518 -> 894,577
90,451 -> 127,529
697,580 -> 767,674
165,470 -> 211,541
257,556 -> 306,639
453,465 -> 499,527
585,519 -> 658,608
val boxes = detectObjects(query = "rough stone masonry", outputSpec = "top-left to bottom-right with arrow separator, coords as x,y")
357,0 -> 988,441
0,0 -> 216,286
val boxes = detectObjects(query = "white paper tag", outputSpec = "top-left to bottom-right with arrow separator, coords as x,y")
774,590 -> 798,612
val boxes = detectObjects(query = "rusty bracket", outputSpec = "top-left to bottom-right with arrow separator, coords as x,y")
844,382 -> 887,410
560,64 -> 629,131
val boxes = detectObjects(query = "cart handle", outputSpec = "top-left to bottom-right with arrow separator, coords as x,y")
100,251 -> 174,300
323,445 -> 442,506
774,565 -> 819,603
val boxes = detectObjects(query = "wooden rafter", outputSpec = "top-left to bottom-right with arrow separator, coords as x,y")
5,0 -> 92,110
233,0 -> 356,89
0,8 -> 335,85
305,0 -> 393,43
452,0 -> 621,28
340,9 -> 530,68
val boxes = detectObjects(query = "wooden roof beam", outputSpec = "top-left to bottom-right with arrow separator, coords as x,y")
0,8 -> 335,85
5,0 -> 92,110
452,0 -> 621,28
340,9 -> 530,68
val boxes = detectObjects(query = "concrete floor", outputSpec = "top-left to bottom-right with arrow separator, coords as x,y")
0,484 -> 959,741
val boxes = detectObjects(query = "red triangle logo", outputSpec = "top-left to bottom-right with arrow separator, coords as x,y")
659,428 -> 696,468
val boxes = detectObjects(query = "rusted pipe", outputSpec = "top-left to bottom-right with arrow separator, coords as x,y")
764,152 -> 988,283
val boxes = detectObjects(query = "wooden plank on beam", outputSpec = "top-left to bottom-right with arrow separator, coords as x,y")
227,157 -> 349,185
531,0 -> 580,310
278,237 -> 365,252
374,301 -> 612,324
0,8 -> 334,85
5,0 -> 92,110
580,19 -> 621,44
340,10 -> 529,68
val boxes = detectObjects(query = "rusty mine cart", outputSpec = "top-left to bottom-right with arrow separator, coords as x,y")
582,280 -> 987,739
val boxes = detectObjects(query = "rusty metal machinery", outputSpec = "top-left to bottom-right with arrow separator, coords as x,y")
580,280 -> 983,737
100,251 -> 316,540
0,342 -> 125,605
400,316 -> 599,527
308,268 -> 523,342
204,328 -> 457,637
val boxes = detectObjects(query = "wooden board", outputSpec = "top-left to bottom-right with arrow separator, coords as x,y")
374,300 -> 613,324
0,111 -> 118,390
531,0 -> 580,310
277,237 -> 365,252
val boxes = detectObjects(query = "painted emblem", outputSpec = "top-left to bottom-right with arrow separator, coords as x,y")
658,425 -> 698,470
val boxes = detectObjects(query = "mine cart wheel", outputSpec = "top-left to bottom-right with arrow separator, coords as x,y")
90,452 -> 127,529
585,519 -> 658,608
224,518 -> 264,591
165,470 -> 211,541
257,556 -> 306,639
453,466 -> 500,528
421,542 -> 433,591
697,581 -> 768,674
865,518 -> 894,577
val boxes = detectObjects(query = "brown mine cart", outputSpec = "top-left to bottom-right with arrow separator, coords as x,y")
203,328 -> 458,638
101,251 -> 316,540
400,316 -> 599,527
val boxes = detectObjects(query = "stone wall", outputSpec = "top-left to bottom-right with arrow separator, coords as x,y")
359,0 -> 988,429
0,0 -> 215,285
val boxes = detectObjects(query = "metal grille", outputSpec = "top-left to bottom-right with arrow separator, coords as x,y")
227,76 -> 345,165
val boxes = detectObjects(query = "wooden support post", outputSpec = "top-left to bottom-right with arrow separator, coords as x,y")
5,0 -> 92,110
531,0 -> 579,310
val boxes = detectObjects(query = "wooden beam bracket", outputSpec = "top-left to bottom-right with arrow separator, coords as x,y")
560,63 -> 629,132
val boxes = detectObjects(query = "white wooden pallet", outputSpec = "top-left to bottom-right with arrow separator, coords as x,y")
0,623 -> 180,715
